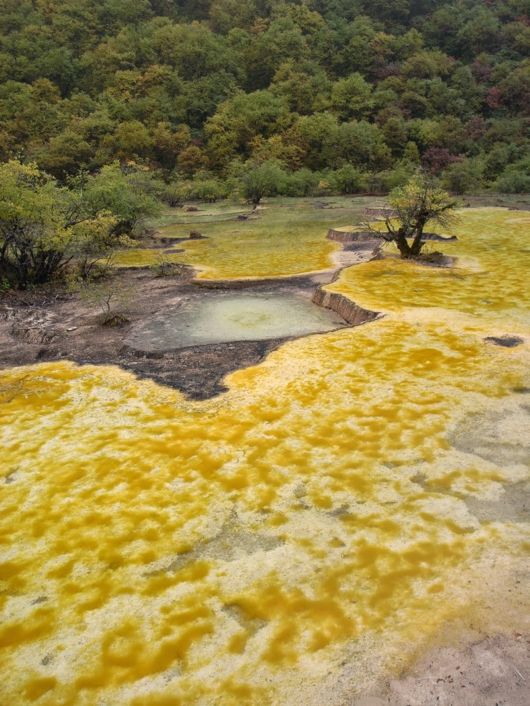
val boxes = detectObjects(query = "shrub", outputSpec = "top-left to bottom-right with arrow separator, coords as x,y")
80,278 -> 133,326
80,163 -> 162,236
162,177 -> 229,204
442,158 -> 484,194
150,255 -> 185,278
160,182 -> 185,207
0,160 -> 118,289
494,158 -> 530,193
190,178 -> 229,202
240,161 -> 288,205
327,165 -> 366,194
281,169 -> 319,196
365,163 -> 415,193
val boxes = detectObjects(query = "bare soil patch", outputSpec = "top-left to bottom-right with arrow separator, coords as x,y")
0,270 -> 302,399
0,233 -> 381,399
0,268 -> 373,400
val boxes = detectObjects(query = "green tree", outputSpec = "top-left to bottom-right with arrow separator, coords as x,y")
0,161 -> 116,288
293,113 -> 339,170
186,177 -> 229,202
36,129 -> 93,179
0,0 -> 528,195
336,121 -> 392,170
240,161 -> 287,206
270,60 -> 331,114
403,141 -> 421,164
112,120 -> 153,161
376,172 -> 458,258
209,0 -> 258,33
328,165 -> 366,194
281,169 -> 319,197
177,145 -> 209,176
205,90 -> 289,168
382,116 -> 409,156
330,73 -> 373,120
80,163 -> 162,235
442,158 -> 483,195
494,157 -> 530,194
244,16 -> 309,89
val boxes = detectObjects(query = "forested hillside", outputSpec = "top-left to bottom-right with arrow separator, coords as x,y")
1,0 -> 529,194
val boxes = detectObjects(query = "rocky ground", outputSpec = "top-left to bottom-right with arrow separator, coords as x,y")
0,233 -> 380,399
0,269 -> 289,399
353,633 -> 529,706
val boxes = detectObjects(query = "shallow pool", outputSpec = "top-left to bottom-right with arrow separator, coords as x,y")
125,291 -> 346,351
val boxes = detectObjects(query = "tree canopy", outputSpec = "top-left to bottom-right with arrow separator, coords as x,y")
0,0 -> 528,193
378,172 -> 458,258
0,160 -> 159,288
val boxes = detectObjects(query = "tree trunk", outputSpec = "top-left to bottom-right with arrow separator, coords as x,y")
395,229 -> 412,258
410,216 -> 428,256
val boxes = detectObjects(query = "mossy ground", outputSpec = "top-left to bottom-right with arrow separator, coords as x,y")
113,196 -> 386,276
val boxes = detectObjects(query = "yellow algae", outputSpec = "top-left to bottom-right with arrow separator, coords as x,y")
132,695 -> 183,706
220,678 -> 258,701
0,208 -> 529,704
227,631 -> 250,653
113,196 -> 382,278
328,208 -> 530,326
0,606 -> 56,646
24,677 -> 57,701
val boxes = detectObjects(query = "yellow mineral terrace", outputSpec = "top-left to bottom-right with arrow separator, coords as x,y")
1,208 -> 529,705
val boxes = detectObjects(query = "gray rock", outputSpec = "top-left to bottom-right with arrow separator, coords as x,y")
484,335 -> 524,348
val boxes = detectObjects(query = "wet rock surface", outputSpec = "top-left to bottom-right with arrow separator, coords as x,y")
352,634 -> 530,706
122,337 -> 289,399
124,288 -> 347,352
485,335 -> 525,348
0,275 -> 297,400
449,400 -> 530,468
0,232 -> 381,400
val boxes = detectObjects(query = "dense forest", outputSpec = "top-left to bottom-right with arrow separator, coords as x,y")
1,0 -> 529,197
